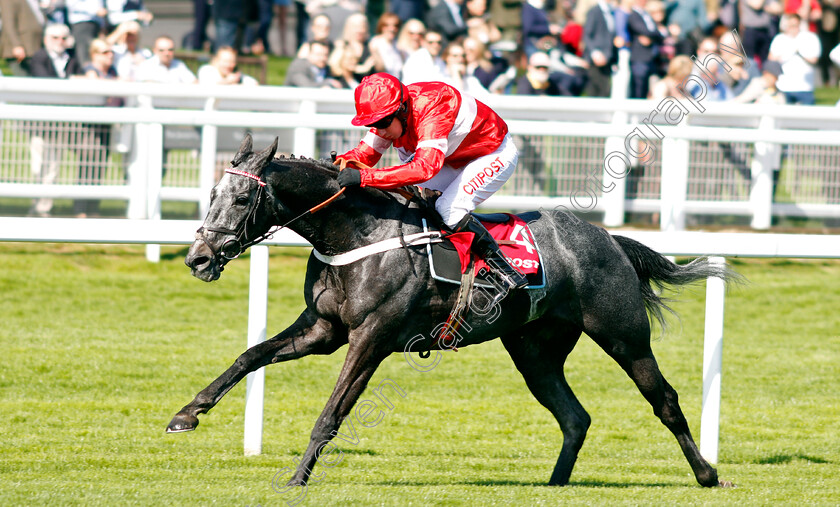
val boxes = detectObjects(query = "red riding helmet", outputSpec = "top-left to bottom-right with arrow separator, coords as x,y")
350,73 -> 409,127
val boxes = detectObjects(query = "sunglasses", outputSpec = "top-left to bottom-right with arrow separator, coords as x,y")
533,65 -> 549,70
366,113 -> 395,130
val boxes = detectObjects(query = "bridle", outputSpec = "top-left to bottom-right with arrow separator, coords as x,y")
196,158 -> 414,265
196,166 -> 346,264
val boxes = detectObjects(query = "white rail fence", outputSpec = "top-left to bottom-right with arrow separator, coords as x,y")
3,216 -> 840,462
2,77 -> 840,238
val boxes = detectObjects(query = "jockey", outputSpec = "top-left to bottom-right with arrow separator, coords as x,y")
336,72 -> 528,291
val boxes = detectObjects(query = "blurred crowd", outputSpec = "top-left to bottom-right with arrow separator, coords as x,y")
1,0 -> 839,103
273,0 -> 840,104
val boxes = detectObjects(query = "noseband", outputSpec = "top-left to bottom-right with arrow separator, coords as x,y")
196,167 -> 346,264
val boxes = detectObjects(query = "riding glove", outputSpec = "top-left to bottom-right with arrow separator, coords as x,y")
337,168 -> 362,188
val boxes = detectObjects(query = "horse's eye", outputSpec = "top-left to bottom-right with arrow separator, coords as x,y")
235,196 -> 250,206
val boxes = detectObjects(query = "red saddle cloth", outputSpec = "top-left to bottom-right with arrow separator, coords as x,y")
445,214 -> 541,275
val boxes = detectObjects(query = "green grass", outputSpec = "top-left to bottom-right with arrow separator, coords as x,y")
1,244 -> 839,505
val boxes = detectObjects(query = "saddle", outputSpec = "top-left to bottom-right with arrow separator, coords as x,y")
423,211 -> 546,290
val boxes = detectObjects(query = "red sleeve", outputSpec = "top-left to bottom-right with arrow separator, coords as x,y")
359,147 -> 445,190
337,139 -> 384,169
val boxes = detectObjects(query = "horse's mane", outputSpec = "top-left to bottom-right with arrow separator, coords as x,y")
270,154 -> 339,177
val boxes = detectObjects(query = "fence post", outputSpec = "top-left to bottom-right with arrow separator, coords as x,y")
750,115 -> 776,230
199,98 -> 219,219
602,110 -> 629,227
145,121 -> 164,262
293,100 -> 317,157
244,245 -> 269,456
660,137 -> 689,231
126,95 -> 151,220
701,256 -> 726,464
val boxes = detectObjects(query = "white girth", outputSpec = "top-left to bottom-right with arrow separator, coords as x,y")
312,231 -> 444,266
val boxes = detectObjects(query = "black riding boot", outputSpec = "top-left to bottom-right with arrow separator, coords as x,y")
454,214 -> 529,291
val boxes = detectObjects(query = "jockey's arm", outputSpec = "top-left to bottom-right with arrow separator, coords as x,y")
337,131 -> 388,168
358,147 -> 445,190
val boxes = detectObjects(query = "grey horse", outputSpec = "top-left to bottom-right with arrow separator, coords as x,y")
168,134 -> 735,489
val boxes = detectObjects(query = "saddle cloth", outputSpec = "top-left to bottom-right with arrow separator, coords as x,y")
425,213 -> 546,289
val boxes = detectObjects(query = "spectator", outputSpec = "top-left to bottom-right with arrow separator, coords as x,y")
647,0 -> 675,76
273,0 -> 291,55
43,0 -> 69,25
739,0 -> 782,65
285,38 -> 342,87
522,0 -> 562,57
649,53 -> 691,99
105,0 -> 153,30
664,0 -> 708,55
243,0 -> 273,55
583,0 -> 618,97
768,13 -> 822,104
465,0 -> 502,45
136,35 -> 198,83
733,59 -> 787,103
0,0 -> 47,76
213,0 -> 259,51
198,46 -> 259,85
189,0 -> 211,51
516,50 -> 572,95
30,23 -> 84,78
464,35 -> 506,89
441,39 -> 491,98
336,12 -> 376,79
76,37 -> 121,217
427,0 -> 469,44
685,36 -> 734,101
817,0 -> 840,86
66,0 -> 108,66
783,0 -> 821,32
395,18 -> 427,58
328,39 -> 361,88
28,24 -> 84,217
297,13 -> 333,59
106,20 -> 151,81
368,12 -> 404,77
718,30 -> 760,96
402,30 -> 447,84
391,0 -> 425,24
627,0 -> 666,98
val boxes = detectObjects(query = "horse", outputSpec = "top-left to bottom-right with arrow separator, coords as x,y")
168,134 -> 735,489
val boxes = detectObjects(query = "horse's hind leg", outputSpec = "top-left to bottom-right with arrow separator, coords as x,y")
501,324 -> 590,486
587,321 -> 720,487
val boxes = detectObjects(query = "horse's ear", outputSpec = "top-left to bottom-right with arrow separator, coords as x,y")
253,137 -> 279,176
231,133 -> 254,167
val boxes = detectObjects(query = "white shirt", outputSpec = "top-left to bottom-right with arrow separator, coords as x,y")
135,56 -> 197,84
401,48 -> 447,84
769,30 -> 822,92
197,65 -> 258,86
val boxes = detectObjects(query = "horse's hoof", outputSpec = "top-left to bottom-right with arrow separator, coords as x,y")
166,414 -> 199,433
718,480 -> 736,488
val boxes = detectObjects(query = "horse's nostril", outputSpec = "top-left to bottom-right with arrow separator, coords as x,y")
191,255 -> 211,269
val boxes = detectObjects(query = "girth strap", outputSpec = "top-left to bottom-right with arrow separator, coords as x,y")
312,231 -> 444,266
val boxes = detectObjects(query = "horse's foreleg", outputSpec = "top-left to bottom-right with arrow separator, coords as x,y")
166,310 -> 343,433
501,324 -> 589,486
286,335 -> 389,486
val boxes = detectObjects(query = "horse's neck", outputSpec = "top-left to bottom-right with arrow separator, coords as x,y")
296,189 -> 421,256
264,160 -> 420,255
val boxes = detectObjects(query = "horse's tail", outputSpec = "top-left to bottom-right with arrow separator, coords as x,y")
613,235 -> 741,333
